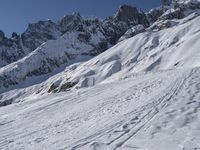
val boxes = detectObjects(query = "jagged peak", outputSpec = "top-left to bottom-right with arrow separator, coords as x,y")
26,19 -> 58,30
59,12 -> 82,22
114,4 -> 139,21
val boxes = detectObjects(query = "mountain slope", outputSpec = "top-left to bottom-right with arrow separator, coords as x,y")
0,4 -> 200,104
47,12 -> 200,91
0,66 -> 200,150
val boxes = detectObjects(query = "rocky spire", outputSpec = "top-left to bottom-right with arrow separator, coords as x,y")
114,4 -> 149,26
114,5 -> 139,22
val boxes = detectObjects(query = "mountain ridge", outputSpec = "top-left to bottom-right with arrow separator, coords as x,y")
0,4 -> 151,68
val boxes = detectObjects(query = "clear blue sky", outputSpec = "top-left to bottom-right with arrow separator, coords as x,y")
0,0 -> 161,37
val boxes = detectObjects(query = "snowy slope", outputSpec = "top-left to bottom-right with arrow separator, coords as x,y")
0,67 -> 200,150
48,12 -> 200,91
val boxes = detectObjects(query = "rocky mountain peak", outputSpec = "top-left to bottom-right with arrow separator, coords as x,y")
114,5 -> 138,21
114,4 -> 149,26
11,32 -> 19,38
21,20 -> 61,51
59,12 -> 83,33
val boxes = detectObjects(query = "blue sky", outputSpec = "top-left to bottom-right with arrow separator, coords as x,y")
0,0 -> 161,37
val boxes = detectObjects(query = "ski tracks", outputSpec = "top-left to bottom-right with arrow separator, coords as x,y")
67,69 -> 190,150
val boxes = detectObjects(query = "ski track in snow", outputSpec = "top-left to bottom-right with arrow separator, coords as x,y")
0,67 -> 200,150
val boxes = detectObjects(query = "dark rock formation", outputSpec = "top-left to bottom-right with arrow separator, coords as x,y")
21,20 -> 62,51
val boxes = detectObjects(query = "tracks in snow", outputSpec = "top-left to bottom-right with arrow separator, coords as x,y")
1,68 -> 199,150
67,69 -> 192,150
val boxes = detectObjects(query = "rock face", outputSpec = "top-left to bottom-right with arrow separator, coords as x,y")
0,31 -> 25,66
146,7 -> 165,24
160,8 -> 185,20
101,5 -> 150,45
21,20 -> 62,51
118,24 -> 145,42
59,12 -> 84,33
0,20 -> 62,67
114,5 -> 149,26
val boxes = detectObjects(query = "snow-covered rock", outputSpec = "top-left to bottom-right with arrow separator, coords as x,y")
118,25 -> 145,42
21,20 -> 62,51
146,7 -> 165,24
0,30 -> 108,89
114,4 -> 149,26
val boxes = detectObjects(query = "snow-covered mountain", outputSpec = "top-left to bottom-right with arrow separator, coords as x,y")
0,0 -> 200,94
0,1 -> 200,150
0,4 -> 162,91
0,5 -> 150,68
